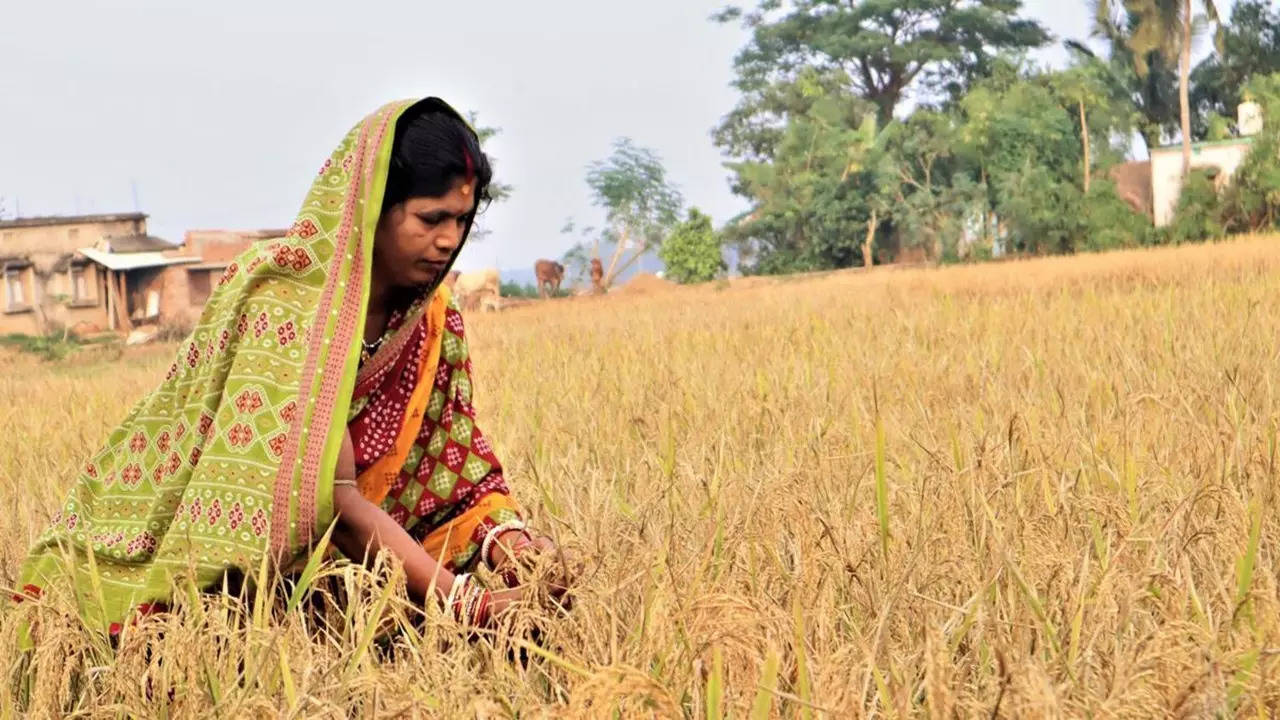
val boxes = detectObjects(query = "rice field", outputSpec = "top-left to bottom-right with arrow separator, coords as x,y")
3,236 -> 1280,717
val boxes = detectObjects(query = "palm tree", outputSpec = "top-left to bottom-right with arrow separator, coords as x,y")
1072,2 -> 1180,157
1121,0 -> 1221,176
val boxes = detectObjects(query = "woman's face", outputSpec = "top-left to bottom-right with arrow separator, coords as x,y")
373,177 -> 476,290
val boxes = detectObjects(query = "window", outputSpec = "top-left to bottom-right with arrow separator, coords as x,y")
5,268 -> 24,309
70,265 -> 89,302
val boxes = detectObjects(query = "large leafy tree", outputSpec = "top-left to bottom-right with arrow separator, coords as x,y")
1190,0 -> 1280,138
870,109 -> 984,261
714,0 -> 1050,128
950,59 -> 1141,255
713,1 -> 1048,273
720,73 -> 883,273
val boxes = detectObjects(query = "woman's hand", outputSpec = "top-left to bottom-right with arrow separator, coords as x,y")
487,585 -> 527,619
491,531 -> 579,605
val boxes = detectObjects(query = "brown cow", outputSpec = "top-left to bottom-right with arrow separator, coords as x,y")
589,258 -> 604,294
534,259 -> 564,298
443,269 -> 461,291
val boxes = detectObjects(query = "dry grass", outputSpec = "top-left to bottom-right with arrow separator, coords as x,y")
3,236 -> 1280,717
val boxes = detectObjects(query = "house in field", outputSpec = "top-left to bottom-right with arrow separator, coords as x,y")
1110,102 -> 1263,227
1149,136 -> 1256,226
0,212 -> 285,336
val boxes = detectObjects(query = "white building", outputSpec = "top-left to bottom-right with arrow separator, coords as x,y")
1149,101 -> 1262,227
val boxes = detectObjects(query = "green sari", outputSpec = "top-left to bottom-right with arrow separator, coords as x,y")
19,98 -> 467,634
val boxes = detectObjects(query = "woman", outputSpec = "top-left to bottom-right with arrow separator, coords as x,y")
17,97 -> 568,634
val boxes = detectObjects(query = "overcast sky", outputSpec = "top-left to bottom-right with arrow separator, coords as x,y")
0,1 -> 1230,273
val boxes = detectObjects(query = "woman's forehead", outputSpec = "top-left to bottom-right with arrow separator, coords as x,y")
404,182 -> 475,212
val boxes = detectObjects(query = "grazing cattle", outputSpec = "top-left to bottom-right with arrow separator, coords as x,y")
443,269 -> 461,291
589,258 -> 605,294
453,268 -> 501,312
534,259 -> 565,298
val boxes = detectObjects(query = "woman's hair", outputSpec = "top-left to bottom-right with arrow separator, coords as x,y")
381,101 -> 493,214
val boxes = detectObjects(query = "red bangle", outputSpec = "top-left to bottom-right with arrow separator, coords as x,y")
451,579 -> 494,628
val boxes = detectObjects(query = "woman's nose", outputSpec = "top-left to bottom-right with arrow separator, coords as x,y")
434,225 -> 462,251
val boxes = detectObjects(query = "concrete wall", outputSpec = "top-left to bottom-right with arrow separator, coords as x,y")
0,262 -> 111,335
0,265 -> 38,334
0,218 -> 145,257
1151,140 -> 1252,227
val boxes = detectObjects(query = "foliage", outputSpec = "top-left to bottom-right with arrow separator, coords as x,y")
720,74 -> 882,274
993,169 -> 1152,254
1075,3 -> 1182,152
499,281 -> 538,299
1164,169 -> 1226,243
872,109 -> 982,262
0,333 -> 93,361
1218,74 -> 1280,232
994,165 -> 1087,255
1190,0 -> 1280,138
719,50 -> 1158,272
1081,179 -> 1156,249
714,0 -> 1049,126
569,139 -> 683,290
658,209 -> 725,284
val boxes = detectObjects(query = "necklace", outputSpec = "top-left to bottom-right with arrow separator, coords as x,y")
359,334 -> 384,366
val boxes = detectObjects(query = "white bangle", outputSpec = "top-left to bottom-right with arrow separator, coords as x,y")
481,520 -> 528,569
445,572 -> 470,613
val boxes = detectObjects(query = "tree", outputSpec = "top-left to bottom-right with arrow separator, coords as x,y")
873,110 -> 984,261
1120,0 -> 1221,177
1073,2 -> 1181,154
719,74 -> 884,273
712,1 -> 1048,273
714,0 -> 1049,128
951,60 -> 1141,256
1051,65 -> 1102,193
1218,73 -> 1280,232
1190,0 -> 1280,138
659,209 -> 725,284
574,139 -> 683,291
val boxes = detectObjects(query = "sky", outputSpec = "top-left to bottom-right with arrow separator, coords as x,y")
0,0 -> 1231,275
